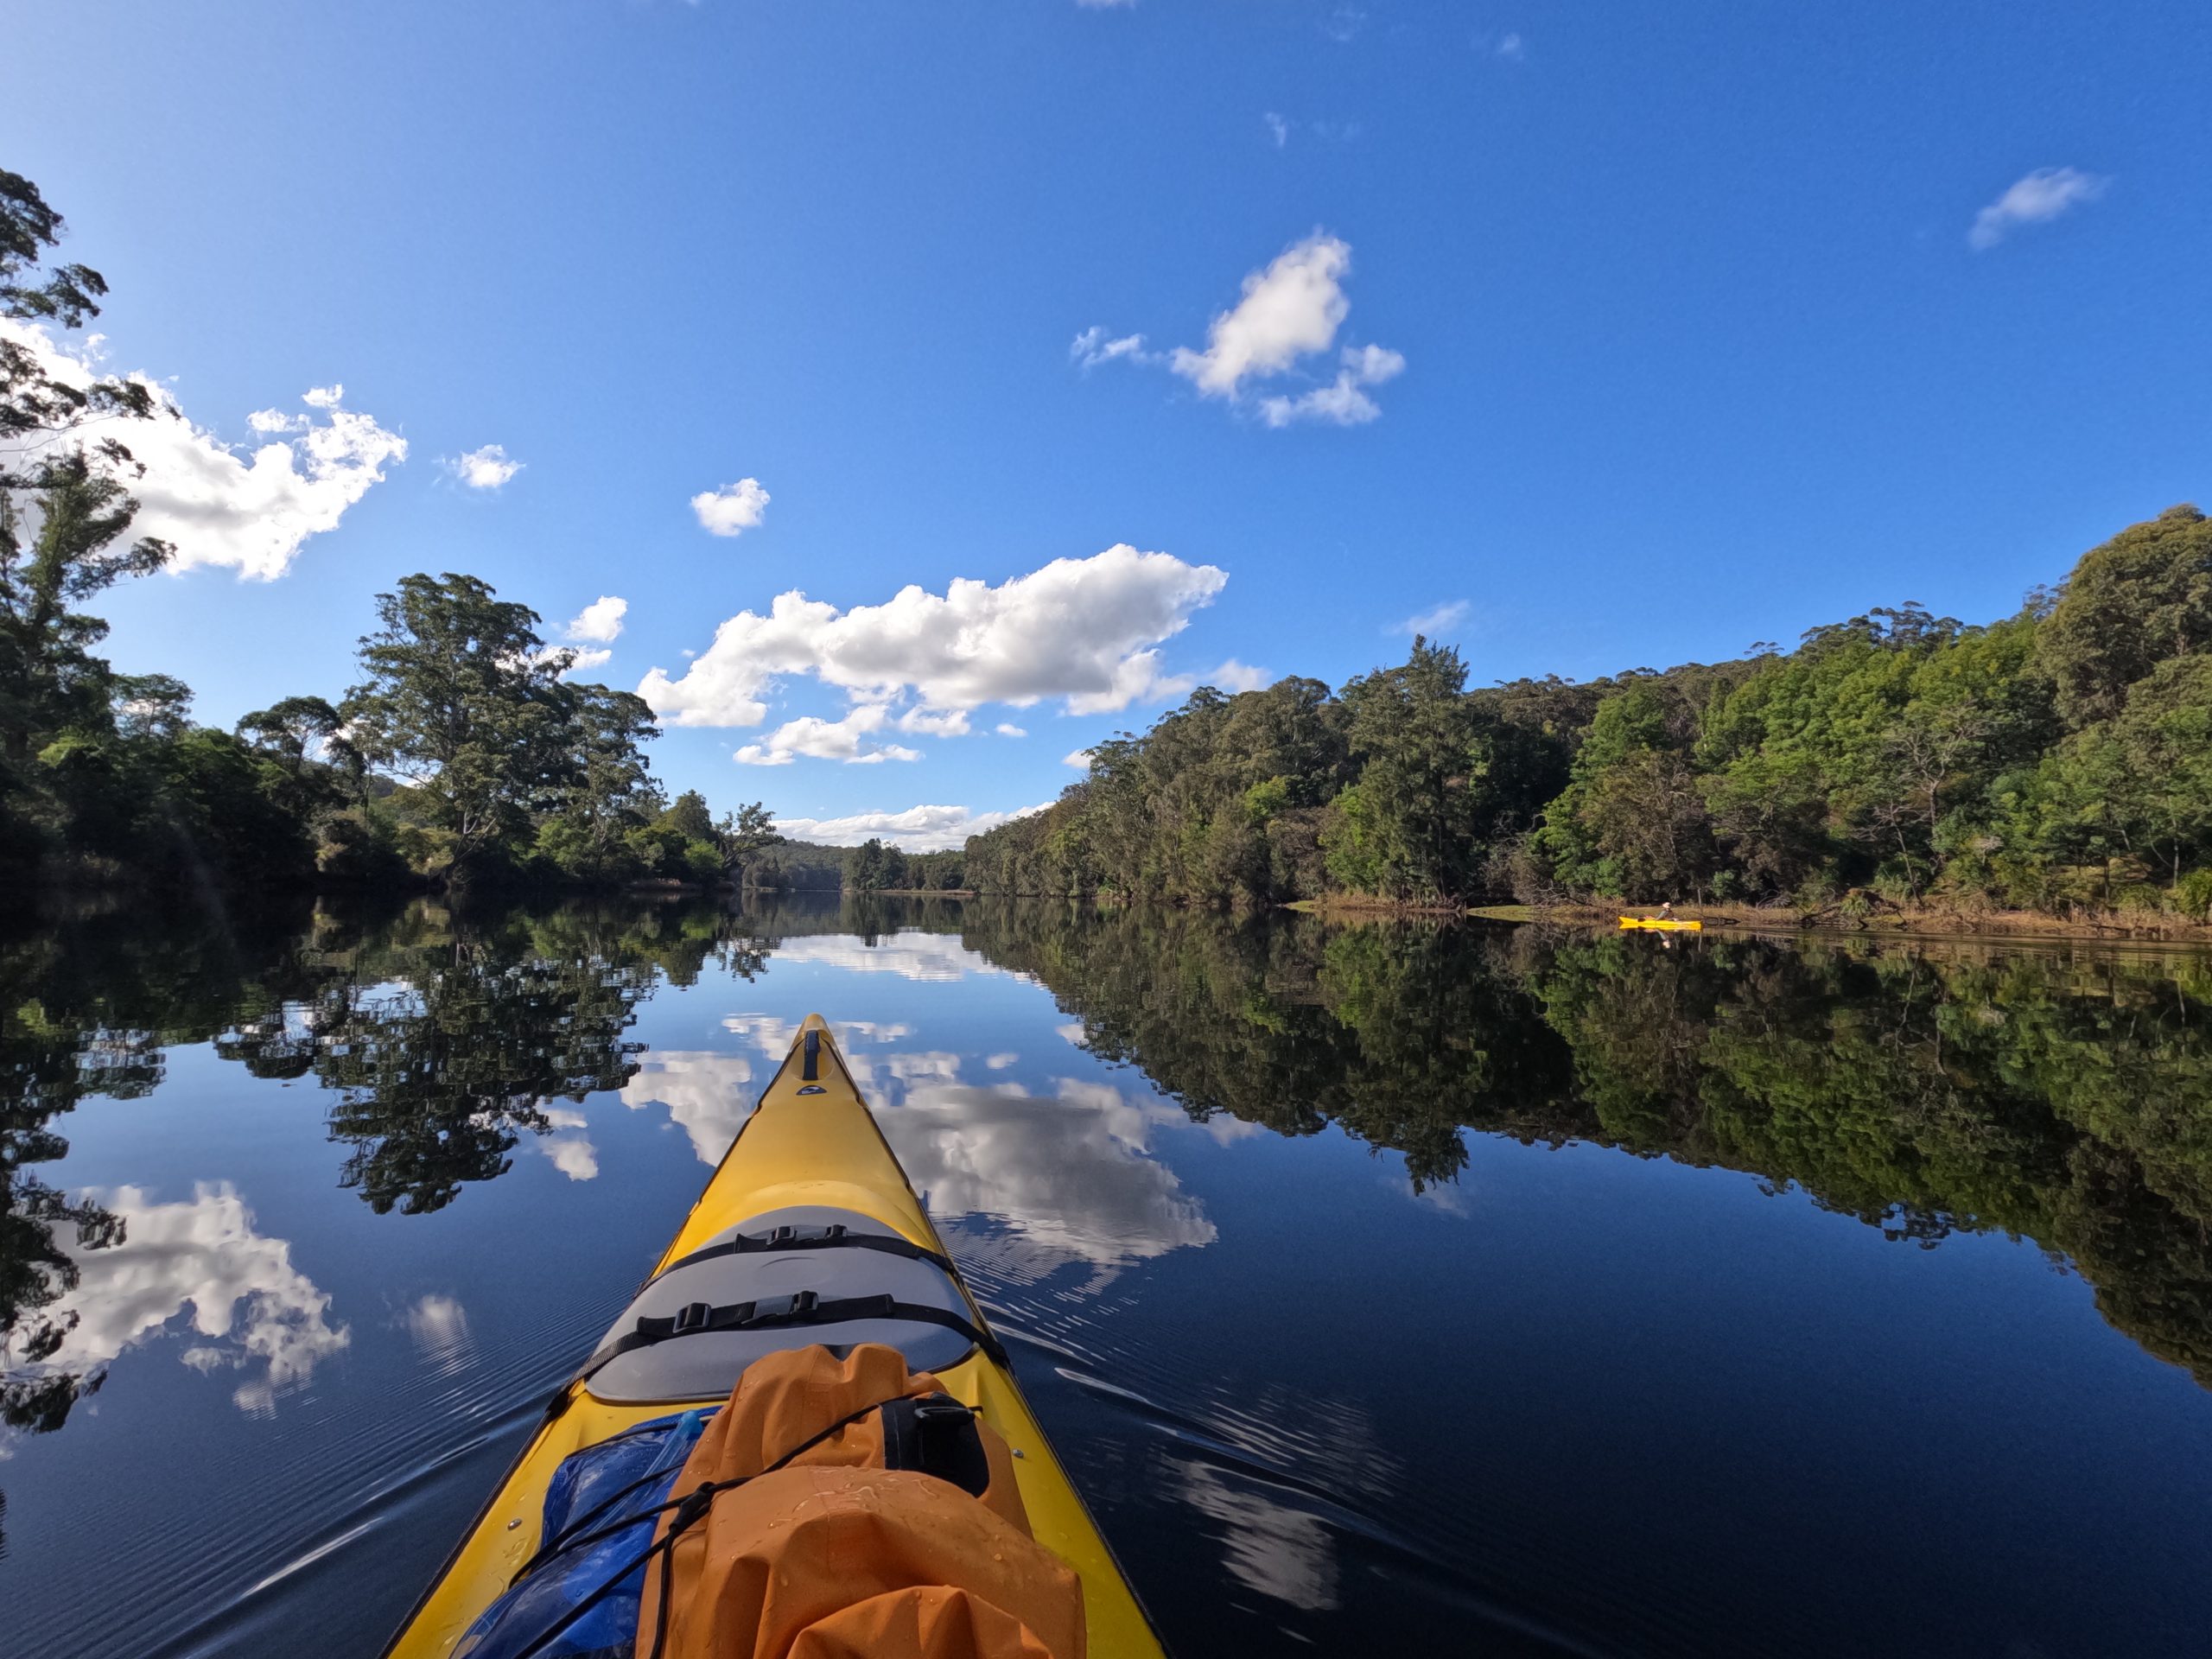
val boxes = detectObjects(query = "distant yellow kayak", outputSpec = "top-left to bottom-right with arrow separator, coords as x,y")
1619,917 -> 1703,931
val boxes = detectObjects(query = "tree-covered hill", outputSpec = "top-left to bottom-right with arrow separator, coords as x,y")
966,505 -> 2212,924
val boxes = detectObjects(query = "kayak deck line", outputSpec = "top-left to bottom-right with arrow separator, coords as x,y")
383,1012 -> 1166,1659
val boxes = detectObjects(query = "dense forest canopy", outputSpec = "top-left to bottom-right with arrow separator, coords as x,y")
965,505 -> 2212,922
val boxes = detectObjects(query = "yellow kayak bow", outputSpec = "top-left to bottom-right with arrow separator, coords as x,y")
383,1014 -> 1165,1659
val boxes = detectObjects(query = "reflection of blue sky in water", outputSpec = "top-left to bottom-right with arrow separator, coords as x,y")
3,1182 -> 348,1427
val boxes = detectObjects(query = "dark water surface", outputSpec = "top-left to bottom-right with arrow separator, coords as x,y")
5,896 -> 2211,1656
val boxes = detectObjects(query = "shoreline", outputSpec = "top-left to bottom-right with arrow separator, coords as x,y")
1463,901 -> 2212,944
968,892 -> 2212,940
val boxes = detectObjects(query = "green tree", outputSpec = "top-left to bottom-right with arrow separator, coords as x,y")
2037,505 -> 2212,728
658,789 -> 716,842
1,168 -> 158,449
1,172 -> 168,812
544,683 -> 662,880
717,800 -> 783,886
1325,639 -> 1485,902
341,573 -> 587,882
850,836 -> 891,893
2040,657 -> 2212,893
1537,682 -> 1718,899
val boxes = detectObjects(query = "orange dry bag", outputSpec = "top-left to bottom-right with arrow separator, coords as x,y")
632,1342 -> 1084,1659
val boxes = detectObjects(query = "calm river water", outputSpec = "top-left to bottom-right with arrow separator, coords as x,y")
4,894 -> 2211,1656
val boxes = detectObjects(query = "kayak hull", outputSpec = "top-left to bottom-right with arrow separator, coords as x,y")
1618,918 -> 1703,931
384,1014 -> 1165,1659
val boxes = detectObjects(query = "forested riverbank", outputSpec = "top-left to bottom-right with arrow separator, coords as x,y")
963,505 -> 2212,931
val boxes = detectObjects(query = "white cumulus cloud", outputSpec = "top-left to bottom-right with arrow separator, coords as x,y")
1258,343 -> 1406,428
896,707 -> 971,737
1078,233 -> 1403,427
995,722 -> 1028,737
1,320 -> 405,581
772,802 -> 1050,852
1064,747 -> 1096,769
1173,233 -> 1353,397
565,594 -> 629,643
1071,327 -> 1151,369
734,706 -> 923,766
1393,599 -> 1469,636
692,475 -> 771,537
640,544 -> 1228,730
445,443 -> 522,490
1969,167 -> 2109,251
1263,111 -> 1290,149
1210,658 -> 1272,692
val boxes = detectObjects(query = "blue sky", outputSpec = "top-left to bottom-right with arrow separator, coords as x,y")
10,1 -> 2209,847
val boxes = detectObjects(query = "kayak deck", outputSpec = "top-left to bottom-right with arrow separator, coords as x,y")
385,1014 -> 1163,1659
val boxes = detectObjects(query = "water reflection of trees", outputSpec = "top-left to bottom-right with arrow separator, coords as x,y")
0,896 -> 740,1443
1,902 -> 316,1437
957,901 -> 2212,1388
10,888 -> 2212,1445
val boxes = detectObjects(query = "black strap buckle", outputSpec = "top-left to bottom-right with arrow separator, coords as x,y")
761,1224 -> 846,1247
744,1290 -> 818,1324
672,1300 -> 715,1336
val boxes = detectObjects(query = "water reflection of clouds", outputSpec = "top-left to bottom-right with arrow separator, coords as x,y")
9,1182 -> 348,1420
765,932 -> 1020,984
401,1293 -> 473,1377
721,1014 -> 913,1056
877,1079 -> 1217,1280
537,1106 -> 600,1181
620,1052 -> 759,1164
1176,1461 -> 1340,1611
719,1015 -> 957,1110
1166,1385 -> 1398,1618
